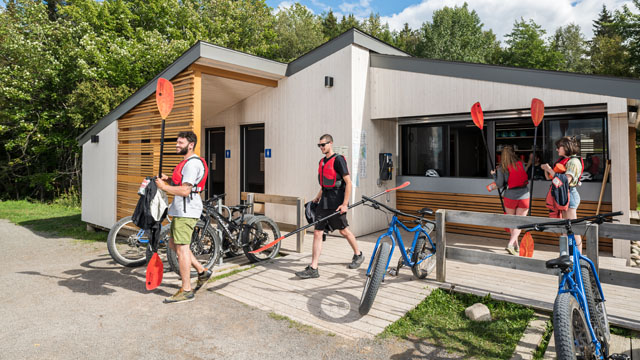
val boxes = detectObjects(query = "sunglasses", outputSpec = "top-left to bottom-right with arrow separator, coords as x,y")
317,142 -> 330,148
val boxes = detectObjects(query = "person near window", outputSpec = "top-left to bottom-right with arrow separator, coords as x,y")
490,146 -> 530,255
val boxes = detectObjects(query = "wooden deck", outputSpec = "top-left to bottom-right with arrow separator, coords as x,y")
206,229 -> 640,339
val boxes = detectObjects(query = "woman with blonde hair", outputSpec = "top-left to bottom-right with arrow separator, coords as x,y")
490,145 -> 530,255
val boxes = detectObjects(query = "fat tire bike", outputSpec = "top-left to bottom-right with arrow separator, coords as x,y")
167,193 -> 281,277
107,216 -> 171,267
358,195 -> 436,315
517,211 -> 626,360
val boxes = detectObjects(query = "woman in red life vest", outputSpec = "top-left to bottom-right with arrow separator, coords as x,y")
490,146 -> 530,255
541,136 -> 584,251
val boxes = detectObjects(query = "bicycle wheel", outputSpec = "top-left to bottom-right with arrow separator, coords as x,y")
553,292 -> 596,360
107,216 -> 149,267
359,241 -> 391,316
167,220 -> 222,278
242,216 -> 281,263
411,231 -> 436,279
580,260 -> 610,358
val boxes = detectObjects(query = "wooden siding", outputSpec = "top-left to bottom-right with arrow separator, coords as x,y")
116,69 -> 197,220
397,190 -> 613,251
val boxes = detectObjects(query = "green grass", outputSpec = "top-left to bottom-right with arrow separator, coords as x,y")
532,319 -> 553,360
207,265 -> 255,283
381,288 -> 535,359
0,200 -> 106,242
611,325 -> 640,339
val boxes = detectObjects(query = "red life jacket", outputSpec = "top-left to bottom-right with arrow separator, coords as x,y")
318,154 -> 345,189
507,161 -> 528,189
554,156 -> 584,180
172,156 -> 208,211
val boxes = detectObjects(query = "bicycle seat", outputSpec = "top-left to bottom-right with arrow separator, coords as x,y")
418,207 -> 433,216
545,255 -> 572,271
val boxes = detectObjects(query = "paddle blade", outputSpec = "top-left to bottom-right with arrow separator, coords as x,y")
156,78 -> 174,120
145,253 -> 164,290
531,98 -> 544,127
519,232 -> 534,258
249,235 -> 285,254
385,181 -> 410,193
471,102 -> 484,130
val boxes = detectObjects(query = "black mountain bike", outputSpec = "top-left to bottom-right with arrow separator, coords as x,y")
167,193 -> 281,277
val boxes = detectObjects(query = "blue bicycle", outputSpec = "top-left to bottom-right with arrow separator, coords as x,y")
518,211 -> 624,360
358,195 -> 437,315
107,216 -> 171,267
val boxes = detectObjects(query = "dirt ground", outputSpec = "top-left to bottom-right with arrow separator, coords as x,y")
0,220 -> 459,359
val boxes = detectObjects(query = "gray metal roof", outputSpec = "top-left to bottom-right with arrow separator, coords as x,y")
77,28 -> 406,145
370,53 -> 640,100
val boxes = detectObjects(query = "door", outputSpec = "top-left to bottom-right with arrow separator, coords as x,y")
205,127 -> 225,198
240,124 -> 265,194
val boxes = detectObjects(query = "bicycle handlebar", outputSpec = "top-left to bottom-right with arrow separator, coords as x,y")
203,193 -> 226,206
516,211 -> 623,230
362,195 -> 436,224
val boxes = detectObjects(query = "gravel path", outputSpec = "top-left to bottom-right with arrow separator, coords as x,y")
0,220 -> 459,359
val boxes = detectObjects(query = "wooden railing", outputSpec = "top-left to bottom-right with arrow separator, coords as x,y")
241,192 -> 305,253
434,209 -> 640,288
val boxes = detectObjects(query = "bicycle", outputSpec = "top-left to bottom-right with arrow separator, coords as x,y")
358,195 -> 437,315
107,216 -> 171,267
517,211 -> 625,360
167,193 -> 281,277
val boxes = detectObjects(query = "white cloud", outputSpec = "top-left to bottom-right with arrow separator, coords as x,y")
338,0 -> 374,19
276,1 -> 295,11
380,0 -> 634,41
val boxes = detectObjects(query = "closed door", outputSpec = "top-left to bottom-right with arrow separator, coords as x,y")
240,124 -> 264,194
206,127 -> 225,198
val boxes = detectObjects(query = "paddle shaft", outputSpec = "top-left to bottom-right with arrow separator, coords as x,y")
158,119 -> 166,177
527,127 -> 539,216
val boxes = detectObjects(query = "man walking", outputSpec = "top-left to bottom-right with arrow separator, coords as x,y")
295,134 -> 364,279
156,131 -> 212,303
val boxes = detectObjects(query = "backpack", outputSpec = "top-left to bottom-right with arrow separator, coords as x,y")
507,161 -> 528,189
545,173 -> 570,218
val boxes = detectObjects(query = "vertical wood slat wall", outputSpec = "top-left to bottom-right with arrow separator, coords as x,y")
396,190 -> 614,251
116,68 -> 201,220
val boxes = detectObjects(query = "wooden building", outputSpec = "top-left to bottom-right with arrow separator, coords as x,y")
78,29 -> 640,260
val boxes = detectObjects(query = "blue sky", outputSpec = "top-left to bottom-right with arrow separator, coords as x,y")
266,0 -> 635,40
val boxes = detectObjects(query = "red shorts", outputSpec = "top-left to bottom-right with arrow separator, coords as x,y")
504,197 -> 530,210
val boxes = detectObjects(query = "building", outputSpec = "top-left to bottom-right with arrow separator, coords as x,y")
78,28 -> 640,260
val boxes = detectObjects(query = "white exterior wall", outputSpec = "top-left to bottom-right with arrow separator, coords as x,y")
203,46 -> 354,229
81,121 -> 117,229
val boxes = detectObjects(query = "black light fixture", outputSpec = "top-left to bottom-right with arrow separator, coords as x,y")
629,105 -> 638,126
90,135 -> 99,143
324,76 -> 334,88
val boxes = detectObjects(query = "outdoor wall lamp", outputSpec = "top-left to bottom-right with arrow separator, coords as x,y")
91,135 -> 99,143
628,105 -> 638,127
324,76 -> 334,88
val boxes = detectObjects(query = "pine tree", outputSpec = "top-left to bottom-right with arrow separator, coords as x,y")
321,10 -> 340,40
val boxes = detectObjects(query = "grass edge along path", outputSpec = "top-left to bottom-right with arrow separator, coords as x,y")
380,288 -> 535,360
0,200 -> 106,242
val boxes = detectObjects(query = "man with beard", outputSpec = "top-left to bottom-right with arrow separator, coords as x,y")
156,131 -> 211,303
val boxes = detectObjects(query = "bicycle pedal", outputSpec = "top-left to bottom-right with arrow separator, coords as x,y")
608,354 -> 630,360
387,268 -> 398,276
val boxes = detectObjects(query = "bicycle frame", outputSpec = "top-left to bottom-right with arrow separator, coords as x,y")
365,215 -> 435,279
558,229 -> 607,358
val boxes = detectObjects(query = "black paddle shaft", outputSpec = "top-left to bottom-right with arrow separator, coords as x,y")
479,132 -> 506,213
158,119 -> 166,177
527,127 -> 539,216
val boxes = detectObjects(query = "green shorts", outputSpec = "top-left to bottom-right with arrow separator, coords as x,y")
170,217 -> 198,245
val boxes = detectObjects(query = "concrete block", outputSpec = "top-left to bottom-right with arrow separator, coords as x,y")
510,314 -> 549,360
465,303 -> 491,322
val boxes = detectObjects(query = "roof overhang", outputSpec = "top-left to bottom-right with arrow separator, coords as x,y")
77,41 -> 287,145
371,53 -> 640,100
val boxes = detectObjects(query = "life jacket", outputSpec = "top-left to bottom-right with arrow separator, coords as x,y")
171,156 -> 208,212
507,161 -> 529,189
318,154 -> 345,190
545,173 -> 570,218
547,156 -> 584,181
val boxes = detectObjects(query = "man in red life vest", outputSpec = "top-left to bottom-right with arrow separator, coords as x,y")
155,131 -> 212,303
295,134 -> 364,279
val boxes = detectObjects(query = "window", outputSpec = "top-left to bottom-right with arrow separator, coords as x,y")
402,124 -> 446,176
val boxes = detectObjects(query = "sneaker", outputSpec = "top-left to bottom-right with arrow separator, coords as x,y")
163,288 -> 195,304
295,265 -> 319,279
348,251 -> 365,269
194,268 -> 213,292
505,246 -> 517,256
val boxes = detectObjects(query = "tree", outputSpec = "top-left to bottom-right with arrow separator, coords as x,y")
415,3 -> 500,63
338,14 -> 360,33
321,10 -> 340,40
587,3 -> 633,77
551,23 -> 590,73
273,3 -> 324,62
614,0 -> 640,76
393,23 -> 420,55
593,4 -> 616,37
361,13 -> 392,43
501,18 -> 562,70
